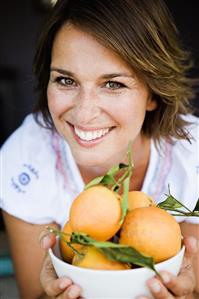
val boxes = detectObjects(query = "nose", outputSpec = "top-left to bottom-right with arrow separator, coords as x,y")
73,89 -> 101,125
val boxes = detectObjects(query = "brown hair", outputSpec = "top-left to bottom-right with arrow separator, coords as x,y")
33,0 -> 197,142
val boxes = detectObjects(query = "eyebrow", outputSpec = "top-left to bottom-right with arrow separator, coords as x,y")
50,67 -> 135,79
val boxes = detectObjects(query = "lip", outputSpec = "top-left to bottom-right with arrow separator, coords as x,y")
67,122 -> 115,148
69,122 -> 112,131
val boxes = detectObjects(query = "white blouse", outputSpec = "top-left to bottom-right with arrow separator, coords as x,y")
1,113 -> 198,227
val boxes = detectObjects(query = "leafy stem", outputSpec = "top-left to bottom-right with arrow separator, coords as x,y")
48,228 -> 159,275
83,141 -> 134,224
84,141 -> 133,193
46,226 -> 84,258
157,187 -> 199,217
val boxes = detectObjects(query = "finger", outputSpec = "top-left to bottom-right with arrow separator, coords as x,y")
39,223 -> 60,249
158,270 -> 195,297
40,254 -> 73,297
146,277 -> 173,299
153,238 -> 198,297
180,236 -> 198,277
39,231 -> 56,250
144,238 -> 198,298
45,277 -> 73,297
62,284 -> 82,299
41,253 -> 57,280
183,236 -> 198,258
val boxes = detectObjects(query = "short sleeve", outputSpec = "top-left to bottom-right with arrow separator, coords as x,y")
0,114 -> 71,225
143,114 -> 199,225
183,115 -> 199,224
169,115 -> 199,225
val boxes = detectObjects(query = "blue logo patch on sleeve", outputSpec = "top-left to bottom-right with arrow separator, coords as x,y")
11,163 -> 39,193
18,173 -> 30,185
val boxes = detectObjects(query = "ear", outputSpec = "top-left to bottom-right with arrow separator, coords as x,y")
146,96 -> 157,111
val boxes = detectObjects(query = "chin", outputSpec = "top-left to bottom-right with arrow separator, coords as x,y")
75,154 -> 106,168
76,153 -> 125,176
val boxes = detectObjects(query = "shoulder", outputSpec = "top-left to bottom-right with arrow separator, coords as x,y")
0,114 -> 65,224
2,113 -> 52,150
147,114 -> 198,224
171,114 -> 198,156
0,113 -> 55,185
162,114 -> 198,223
1,113 -> 59,168
182,113 -> 199,143
1,114 -> 56,182
155,114 -> 199,170
167,114 -> 198,185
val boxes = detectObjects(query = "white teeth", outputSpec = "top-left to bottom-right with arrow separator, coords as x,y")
74,127 -> 110,141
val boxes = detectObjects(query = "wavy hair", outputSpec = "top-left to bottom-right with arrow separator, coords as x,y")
33,0 -> 197,142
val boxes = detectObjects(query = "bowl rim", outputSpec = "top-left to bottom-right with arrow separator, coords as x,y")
49,240 -> 185,275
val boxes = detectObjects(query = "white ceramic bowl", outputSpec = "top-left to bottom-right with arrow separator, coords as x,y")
49,239 -> 185,299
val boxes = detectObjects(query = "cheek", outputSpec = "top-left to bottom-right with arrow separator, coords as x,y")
47,85 -> 58,114
112,99 -> 147,127
47,85 -> 67,116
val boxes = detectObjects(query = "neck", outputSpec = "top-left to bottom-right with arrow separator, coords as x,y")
78,136 -> 151,189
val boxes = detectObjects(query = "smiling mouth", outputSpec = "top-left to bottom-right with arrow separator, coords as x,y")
68,123 -> 115,142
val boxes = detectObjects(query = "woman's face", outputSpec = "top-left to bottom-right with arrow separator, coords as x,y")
47,24 -> 156,170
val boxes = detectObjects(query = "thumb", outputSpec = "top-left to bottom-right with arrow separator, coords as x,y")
183,236 -> 198,257
39,230 -> 56,250
181,236 -> 198,273
40,253 -> 73,297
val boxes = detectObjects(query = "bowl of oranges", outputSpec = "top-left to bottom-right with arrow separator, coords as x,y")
49,185 -> 185,298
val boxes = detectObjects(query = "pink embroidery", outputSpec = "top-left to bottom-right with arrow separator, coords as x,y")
151,142 -> 172,201
51,132 -> 78,195
51,131 -> 69,189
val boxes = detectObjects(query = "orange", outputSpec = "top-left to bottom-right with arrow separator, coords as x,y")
127,191 -> 156,211
60,221 -> 81,263
119,206 -> 181,263
72,245 -> 130,270
69,185 -> 122,241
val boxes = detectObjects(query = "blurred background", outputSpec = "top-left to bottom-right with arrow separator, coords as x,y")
0,0 -> 199,298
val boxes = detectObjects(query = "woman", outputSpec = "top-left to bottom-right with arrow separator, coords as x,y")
1,0 -> 198,298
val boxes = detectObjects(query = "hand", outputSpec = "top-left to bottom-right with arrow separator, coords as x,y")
39,231 -> 83,299
136,236 -> 198,299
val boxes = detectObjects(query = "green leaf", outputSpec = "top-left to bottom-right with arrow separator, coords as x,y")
101,174 -> 116,185
193,198 -> 199,212
99,247 -> 157,273
70,232 -> 126,248
84,141 -> 133,192
107,163 -> 128,177
47,229 -> 158,275
157,192 -> 199,217
84,164 -> 128,190
157,195 -> 184,210
84,176 -> 104,190
120,176 -> 130,224
70,232 -> 158,274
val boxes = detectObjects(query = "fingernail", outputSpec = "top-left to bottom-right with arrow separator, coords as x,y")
40,234 -> 51,249
150,281 -> 161,293
59,278 -> 71,289
190,236 -> 197,245
161,273 -> 170,283
68,286 -> 80,299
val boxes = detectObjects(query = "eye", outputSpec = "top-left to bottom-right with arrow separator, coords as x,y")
105,81 -> 125,90
55,76 -> 76,87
